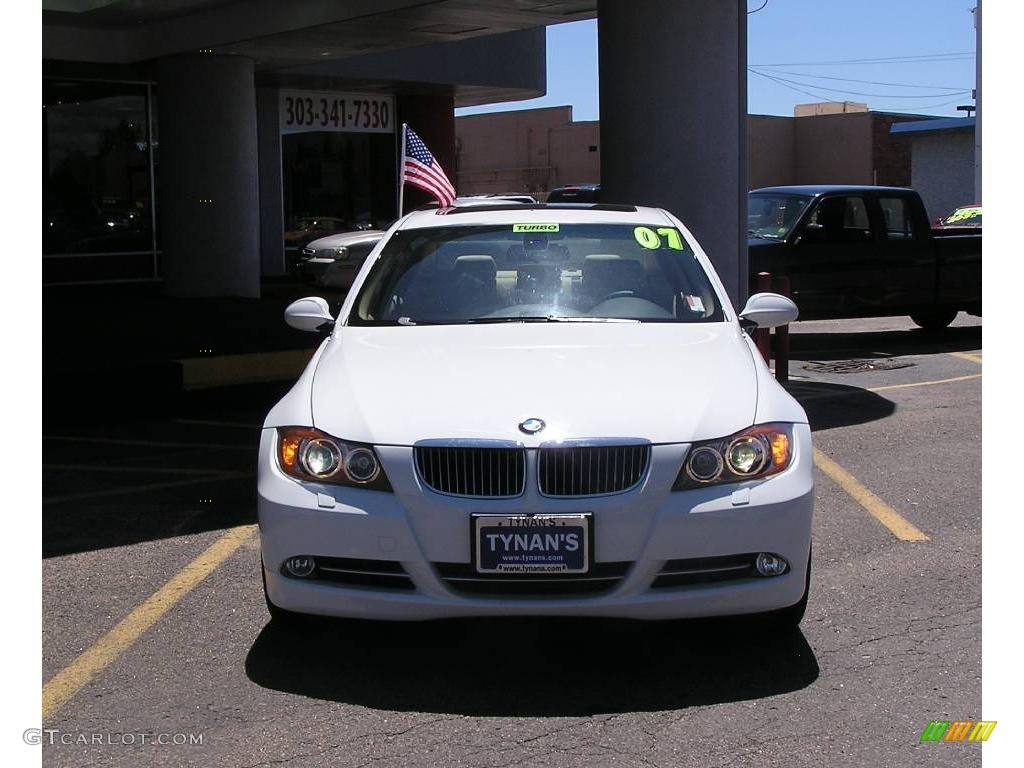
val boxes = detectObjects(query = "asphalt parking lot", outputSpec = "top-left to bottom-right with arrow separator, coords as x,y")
42,313 -> 982,768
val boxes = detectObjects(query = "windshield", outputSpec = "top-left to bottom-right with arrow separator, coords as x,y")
349,223 -> 725,325
748,193 -> 812,240
941,206 -> 982,226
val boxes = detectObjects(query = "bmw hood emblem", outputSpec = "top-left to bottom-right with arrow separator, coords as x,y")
519,418 -> 546,435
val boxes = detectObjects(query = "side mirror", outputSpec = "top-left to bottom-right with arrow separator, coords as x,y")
739,292 -> 798,329
285,296 -> 334,333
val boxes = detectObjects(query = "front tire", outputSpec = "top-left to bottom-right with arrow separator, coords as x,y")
910,308 -> 957,331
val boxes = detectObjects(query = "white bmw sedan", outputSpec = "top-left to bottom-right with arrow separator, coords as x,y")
259,204 -> 813,626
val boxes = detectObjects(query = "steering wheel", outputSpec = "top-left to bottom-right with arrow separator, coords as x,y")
597,290 -> 637,302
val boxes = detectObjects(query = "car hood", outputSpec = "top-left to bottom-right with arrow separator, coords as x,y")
310,323 -> 758,446
305,231 -> 385,249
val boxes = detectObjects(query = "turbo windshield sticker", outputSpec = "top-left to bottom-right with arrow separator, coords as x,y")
634,226 -> 684,250
513,223 -> 559,233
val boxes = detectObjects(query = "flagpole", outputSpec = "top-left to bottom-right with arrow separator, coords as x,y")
397,122 -> 407,218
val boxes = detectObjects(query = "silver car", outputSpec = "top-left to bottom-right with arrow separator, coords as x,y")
298,230 -> 386,289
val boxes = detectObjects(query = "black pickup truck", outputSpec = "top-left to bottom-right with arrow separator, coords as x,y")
748,185 -> 981,329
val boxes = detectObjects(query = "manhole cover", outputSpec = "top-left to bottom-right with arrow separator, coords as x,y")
802,358 -> 916,374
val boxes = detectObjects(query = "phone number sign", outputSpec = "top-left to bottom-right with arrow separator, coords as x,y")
279,90 -> 394,134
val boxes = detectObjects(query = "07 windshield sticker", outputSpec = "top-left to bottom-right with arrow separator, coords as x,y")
513,223 -> 559,233
634,226 -> 684,250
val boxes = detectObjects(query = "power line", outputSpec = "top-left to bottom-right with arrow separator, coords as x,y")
750,68 -> 969,91
749,70 -> 969,114
748,0 -> 770,14
749,69 -> 970,99
750,52 -> 974,67
871,97 -> 971,112
750,69 -> 846,103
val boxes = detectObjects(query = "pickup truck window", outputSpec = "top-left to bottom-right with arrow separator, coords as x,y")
801,196 -> 871,245
879,197 -> 916,241
748,193 -> 811,240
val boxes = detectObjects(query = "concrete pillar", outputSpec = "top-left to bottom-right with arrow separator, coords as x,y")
397,91 -> 456,211
156,54 -> 260,297
598,0 -> 748,306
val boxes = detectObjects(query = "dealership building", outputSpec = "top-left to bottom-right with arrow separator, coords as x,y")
44,1 -> 751,304
454,102 -> 938,199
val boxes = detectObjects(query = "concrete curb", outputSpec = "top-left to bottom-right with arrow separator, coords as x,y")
177,349 -> 316,390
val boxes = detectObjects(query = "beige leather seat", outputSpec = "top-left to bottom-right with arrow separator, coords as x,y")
452,254 -> 498,310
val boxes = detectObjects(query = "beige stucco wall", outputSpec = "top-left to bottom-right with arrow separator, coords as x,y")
748,115 -> 795,188
455,106 -> 600,196
793,112 -> 874,184
456,107 -> 916,196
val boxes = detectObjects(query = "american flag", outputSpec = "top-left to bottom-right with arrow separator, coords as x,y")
401,124 -> 456,207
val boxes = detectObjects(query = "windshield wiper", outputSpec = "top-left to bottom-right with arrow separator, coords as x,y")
464,316 -> 555,324
395,315 -> 641,325
548,316 -> 640,323
465,315 -> 639,324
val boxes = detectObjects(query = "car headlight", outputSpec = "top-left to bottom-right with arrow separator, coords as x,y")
277,427 -> 392,491
333,246 -> 348,260
672,423 -> 793,490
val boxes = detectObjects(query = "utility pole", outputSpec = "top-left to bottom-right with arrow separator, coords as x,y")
973,1 -> 981,203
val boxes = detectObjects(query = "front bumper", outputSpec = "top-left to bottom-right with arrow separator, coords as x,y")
258,425 -> 814,621
297,257 -> 332,281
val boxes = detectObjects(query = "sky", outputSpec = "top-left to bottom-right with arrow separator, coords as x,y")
455,0 -> 978,121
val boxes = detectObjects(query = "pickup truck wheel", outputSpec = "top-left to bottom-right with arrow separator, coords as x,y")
910,308 -> 957,331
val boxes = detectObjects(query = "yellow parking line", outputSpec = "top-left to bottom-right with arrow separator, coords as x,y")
42,524 -> 257,719
174,418 -> 261,429
868,373 -> 981,393
948,351 -> 982,365
179,349 -> 314,390
43,463 -> 244,476
812,448 -> 929,542
43,473 -> 252,505
44,436 -> 247,450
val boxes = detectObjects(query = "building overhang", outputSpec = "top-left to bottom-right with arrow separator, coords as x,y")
43,0 -> 598,106
890,117 -> 976,137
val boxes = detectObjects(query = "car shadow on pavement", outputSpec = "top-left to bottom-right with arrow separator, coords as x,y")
245,616 -> 819,716
789,323 -> 981,361
785,382 -> 896,432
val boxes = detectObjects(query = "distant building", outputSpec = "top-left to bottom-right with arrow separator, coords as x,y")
891,117 -> 977,221
749,108 -> 926,189
455,106 -> 598,197
793,100 -> 868,117
455,102 -> 934,198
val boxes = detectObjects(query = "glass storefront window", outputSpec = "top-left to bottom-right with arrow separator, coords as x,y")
43,80 -> 154,260
282,131 -> 396,258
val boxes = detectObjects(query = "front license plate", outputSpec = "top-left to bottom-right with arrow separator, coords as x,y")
473,514 -> 590,574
